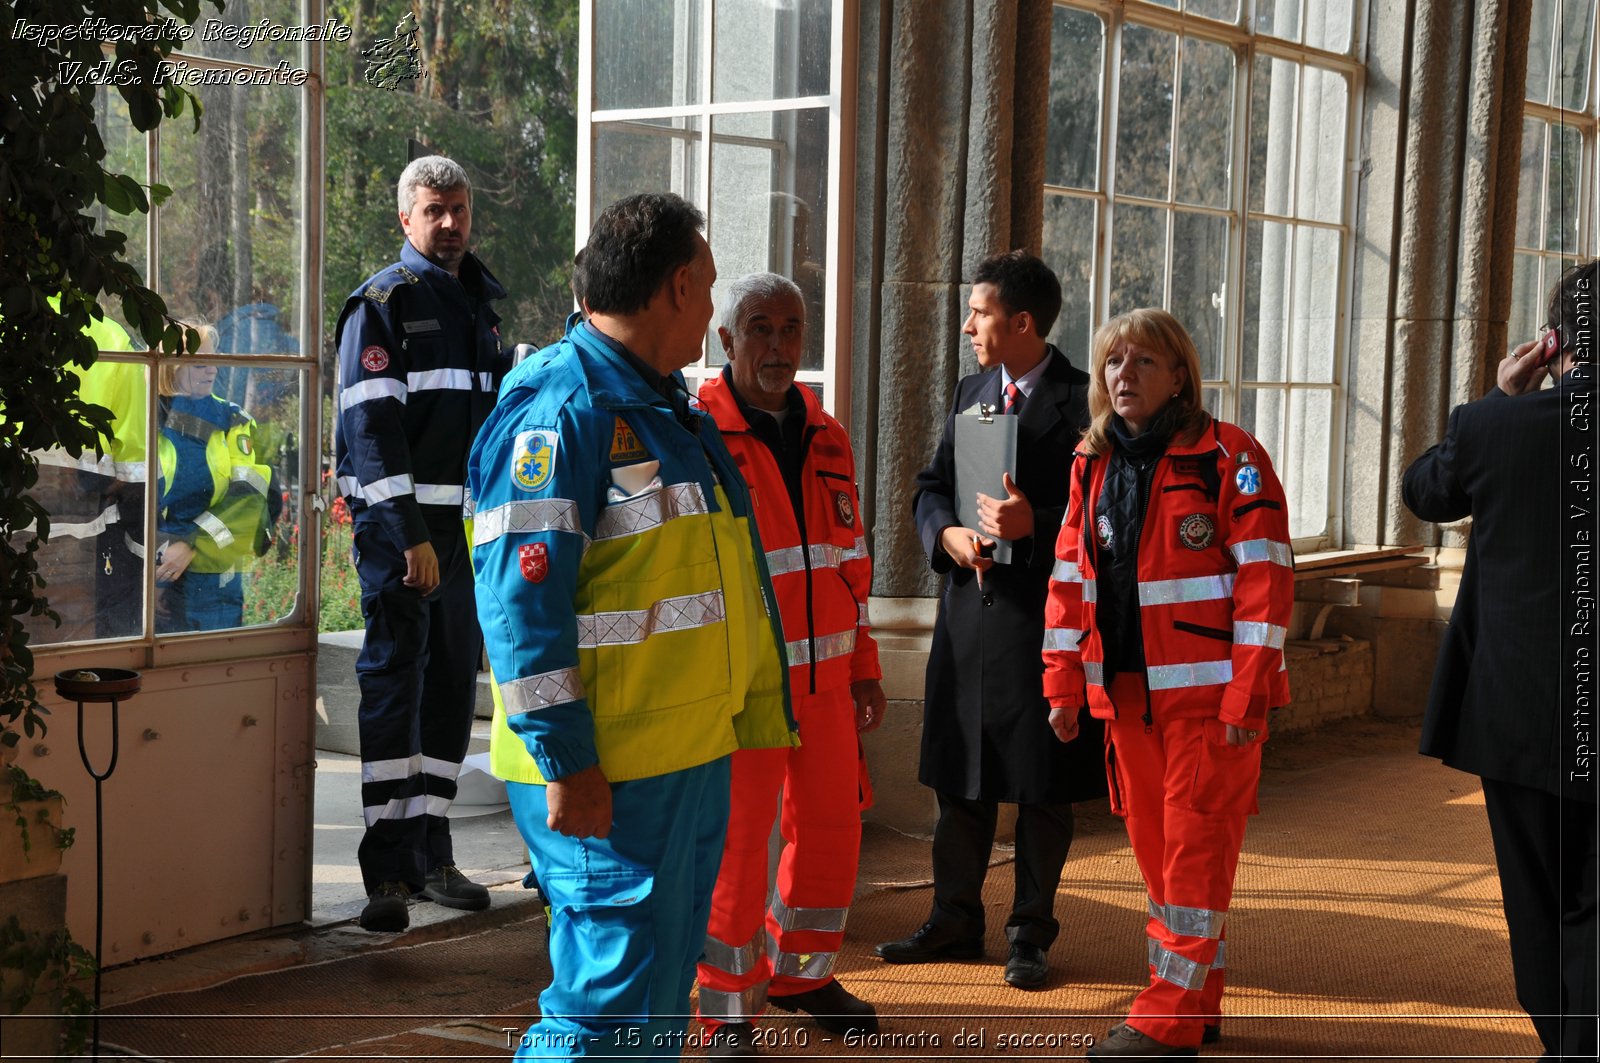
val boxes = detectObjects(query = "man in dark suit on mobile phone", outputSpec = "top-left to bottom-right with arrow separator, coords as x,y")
1403,258 -> 1598,1060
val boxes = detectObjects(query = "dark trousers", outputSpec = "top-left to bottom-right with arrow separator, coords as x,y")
353,520 -> 482,894
1481,777 -> 1598,1060
929,790 -> 1074,949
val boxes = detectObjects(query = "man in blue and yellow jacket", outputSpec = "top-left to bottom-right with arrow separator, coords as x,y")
470,192 -> 795,1060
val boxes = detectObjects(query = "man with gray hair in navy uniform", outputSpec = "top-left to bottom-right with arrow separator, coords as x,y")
335,154 -> 511,931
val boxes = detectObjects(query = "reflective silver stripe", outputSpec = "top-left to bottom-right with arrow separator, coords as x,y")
501,667 -> 583,716
415,483 -> 465,506
125,534 -> 145,559
842,535 -> 868,562
1149,898 -> 1226,939
362,793 -> 451,827
194,510 -> 234,547
765,541 -> 855,578
770,893 -> 849,933
1231,538 -> 1293,567
360,474 -> 415,503
473,498 -> 583,547
33,447 -> 142,480
858,601 -> 870,626
231,465 -> 269,495
1146,660 -> 1233,690
407,368 -> 476,392
1083,660 -> 1105,687
340,376 -> 407,410
47,503 -> 120,540
479,371 -> 494,390
420,754 -> 463,781
702,933 -> 762,978
1042,627 -> 1082,652
784,628 -> 857,667
361,753 -> 462,784
595,482 -> 708,540
1082,578 -> 1098,603
576,590 -> 725,647
1051,559 -> 1081,583
337,474 -> 361,498
1213,940 -> 1227,970
363,753 -> 420,783
1234,620 -> 1287,649
1139,573 -> 1235,606
1147,938 -> 1211,990
697,985 -> 767,1023
771,946 -> 837,980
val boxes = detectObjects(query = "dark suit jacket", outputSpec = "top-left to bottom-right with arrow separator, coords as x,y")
911,346 -> 1106,804
1403,369 -> 1598,802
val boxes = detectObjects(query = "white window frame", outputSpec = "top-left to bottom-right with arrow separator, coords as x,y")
1047,0 -> 1367,550
47,3 -> 325,663
1511,0 -> 1599,347
576,0 -> 852,418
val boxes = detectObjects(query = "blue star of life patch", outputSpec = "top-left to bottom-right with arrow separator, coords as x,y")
1235,464 -> 1262,496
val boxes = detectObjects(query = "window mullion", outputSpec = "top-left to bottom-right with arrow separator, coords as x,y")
1099,9 -> 1125,323
1225,38 -> 1253,425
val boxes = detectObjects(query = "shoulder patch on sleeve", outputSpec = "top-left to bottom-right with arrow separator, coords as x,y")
513,429 -> 560,492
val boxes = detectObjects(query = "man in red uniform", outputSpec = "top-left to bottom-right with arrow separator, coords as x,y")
695,273 -> 886,1057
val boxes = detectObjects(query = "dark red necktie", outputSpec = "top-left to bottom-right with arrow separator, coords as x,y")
1003,381 -> 1021,414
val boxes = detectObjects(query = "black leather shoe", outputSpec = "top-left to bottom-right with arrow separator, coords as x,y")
768,979 -> 878,1036
707,1022 -> 759,1058
1003,941 -> 1049,989
875,922 -> 984,964
1202,1024 -> 1221,1044
358,882 -> 411,932
1086,1023 -> 1197,1057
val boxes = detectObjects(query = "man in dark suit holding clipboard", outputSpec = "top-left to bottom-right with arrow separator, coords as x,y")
877,250 -> 1105,990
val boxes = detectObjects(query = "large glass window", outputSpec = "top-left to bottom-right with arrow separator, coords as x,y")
27,8 -> 318,648
579,0 -> 844,404
1044,2 -> 1359,545
1510,0 -> 1598,347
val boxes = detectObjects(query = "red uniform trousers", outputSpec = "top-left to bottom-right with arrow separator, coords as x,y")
1104,673 -> 1262,1049
696,685 -> 863,1025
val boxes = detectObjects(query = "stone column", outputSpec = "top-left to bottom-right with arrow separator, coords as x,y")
1347,0 -> 1529,549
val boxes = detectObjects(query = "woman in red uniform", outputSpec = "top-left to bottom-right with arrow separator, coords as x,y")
1042,308 -> 1293,1058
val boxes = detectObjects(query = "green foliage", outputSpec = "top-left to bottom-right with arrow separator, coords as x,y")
323,0 -> 578,356
0,914 -> 96,1054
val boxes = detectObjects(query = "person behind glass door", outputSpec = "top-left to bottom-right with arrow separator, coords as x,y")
153,324 -> 276,633
1043,308 -> 1294,1058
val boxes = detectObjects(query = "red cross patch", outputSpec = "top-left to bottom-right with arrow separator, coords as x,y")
518,542 -> 549,583
360,345 -> 390,372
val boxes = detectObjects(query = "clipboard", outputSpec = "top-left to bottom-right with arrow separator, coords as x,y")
954,403 -> 1020,565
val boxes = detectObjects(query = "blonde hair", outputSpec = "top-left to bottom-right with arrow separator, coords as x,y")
157,321 -> 220,396
1081,307 -> 1210,456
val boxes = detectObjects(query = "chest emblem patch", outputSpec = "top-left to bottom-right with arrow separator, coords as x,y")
513,430 -> 558,492
610,417 -> 650,464
1235,464 -> 1262,496
519,542 -> 549,583
1095,514 -> 1115,550
834,490 -> 855,528
237,436 -> 252,457
1179,513 -> 1216,551
360,345 -> 389,372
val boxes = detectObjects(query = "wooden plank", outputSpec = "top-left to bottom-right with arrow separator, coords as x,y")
1294,578 -> 1362,604
1294,545 -> 1429,571
1293,556 -> 1428,581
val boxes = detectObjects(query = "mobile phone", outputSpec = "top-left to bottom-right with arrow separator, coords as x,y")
1537,327 -> 1562,368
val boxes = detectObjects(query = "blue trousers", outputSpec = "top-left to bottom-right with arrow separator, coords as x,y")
507,757 -> 732,1059
354,519 -> 482,893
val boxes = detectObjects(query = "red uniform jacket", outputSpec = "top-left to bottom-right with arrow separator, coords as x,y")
699,375 -> 881,696
1042,418 -> 1293,729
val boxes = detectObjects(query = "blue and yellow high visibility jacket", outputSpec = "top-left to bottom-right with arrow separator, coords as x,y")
468,318 -> 797,786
